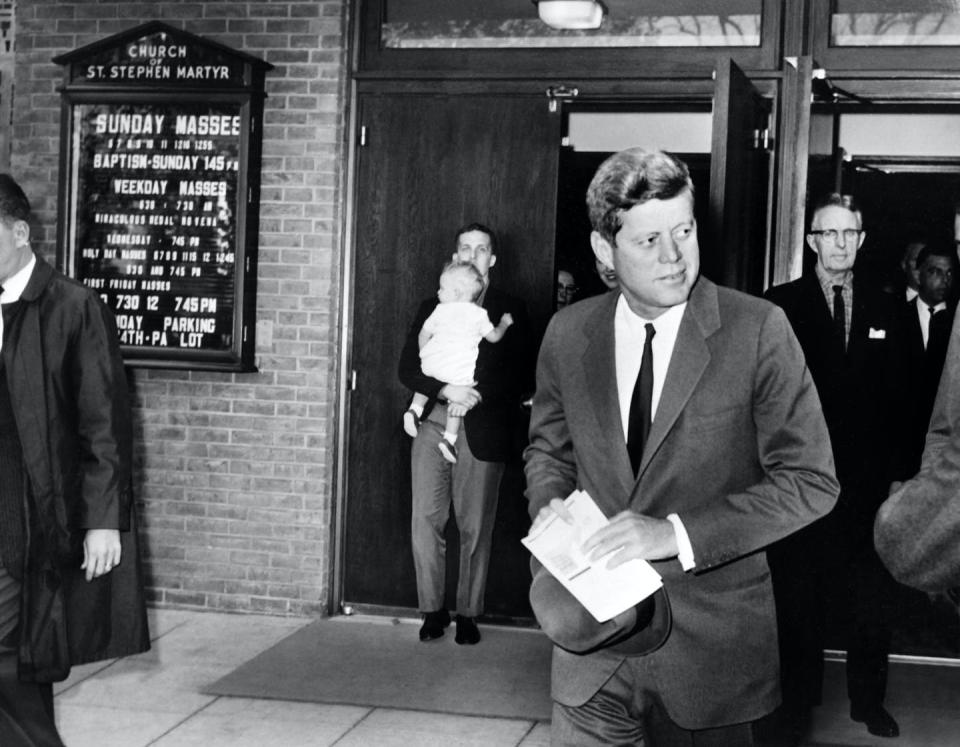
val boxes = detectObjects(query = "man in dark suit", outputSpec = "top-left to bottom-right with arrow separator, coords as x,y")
764,193 -> 906,740
876,309 -> 960,591
901,242 -> 956,477
398,222 -> 528,645
524,148 -> 838,745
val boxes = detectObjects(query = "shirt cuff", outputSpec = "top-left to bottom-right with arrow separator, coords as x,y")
666,513 -> 696,571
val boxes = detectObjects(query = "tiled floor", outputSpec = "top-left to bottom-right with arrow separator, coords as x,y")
53,608 -> 550,747
53,607 -> 960,746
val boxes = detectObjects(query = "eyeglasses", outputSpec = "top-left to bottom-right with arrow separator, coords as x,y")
809,228 -> 862,243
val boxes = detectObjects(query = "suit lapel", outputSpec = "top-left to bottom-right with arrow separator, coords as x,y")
804,272 -> 834,329
580,293 -> 637,503
635,279 -> 718,481
905,301 -> 924,359
798,272 -> 844,372
846,278 -> 868,366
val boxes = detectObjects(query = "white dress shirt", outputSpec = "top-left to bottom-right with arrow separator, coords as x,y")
613,294 -> 695,569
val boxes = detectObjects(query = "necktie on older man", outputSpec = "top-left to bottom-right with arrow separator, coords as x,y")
832,285 -> 846,354
627,323 -> 655,475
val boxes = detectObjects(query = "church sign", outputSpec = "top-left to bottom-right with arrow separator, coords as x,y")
54,22 -> 272,371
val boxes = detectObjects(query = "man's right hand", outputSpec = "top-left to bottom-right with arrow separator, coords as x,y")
441,384 -> 481,410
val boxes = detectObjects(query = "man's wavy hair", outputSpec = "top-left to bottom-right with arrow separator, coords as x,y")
586,148 -> 694,245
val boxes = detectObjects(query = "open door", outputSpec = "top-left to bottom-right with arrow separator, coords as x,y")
341,92 -> 560,619
708,58 -> 773,295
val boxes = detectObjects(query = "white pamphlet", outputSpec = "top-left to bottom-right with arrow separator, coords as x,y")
522,489 -> 663,623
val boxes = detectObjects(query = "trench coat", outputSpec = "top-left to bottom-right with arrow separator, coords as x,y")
2,255 -> 149,682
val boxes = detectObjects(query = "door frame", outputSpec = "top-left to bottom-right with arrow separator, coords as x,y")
335,88 -> 563,621
331,68 -> 783,619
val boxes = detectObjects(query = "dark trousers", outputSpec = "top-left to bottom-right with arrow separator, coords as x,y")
768,505 -> 892,716
552,659 -> 754,746
410,404 -> 504,618
767,519 -> 827,713
842,539 -> 893,709
0,567 -> 64,747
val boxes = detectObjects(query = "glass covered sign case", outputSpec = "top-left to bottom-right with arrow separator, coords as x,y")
54,22 -> 272,371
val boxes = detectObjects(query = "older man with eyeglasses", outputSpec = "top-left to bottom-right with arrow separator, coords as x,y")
760,193 -> 908,743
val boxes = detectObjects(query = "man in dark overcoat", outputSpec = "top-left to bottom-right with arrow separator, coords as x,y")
0,173 -> 149,745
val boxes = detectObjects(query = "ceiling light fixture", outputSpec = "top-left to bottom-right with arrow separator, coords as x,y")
533,1 -> 605,31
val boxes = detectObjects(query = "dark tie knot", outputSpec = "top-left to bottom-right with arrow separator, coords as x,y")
832,285 -> 843,297
644,322 -> 656,340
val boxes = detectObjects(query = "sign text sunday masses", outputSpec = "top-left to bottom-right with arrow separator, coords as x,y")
75,101 -> 241,351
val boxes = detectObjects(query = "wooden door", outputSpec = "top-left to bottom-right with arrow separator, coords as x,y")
708,58 -> 773,295
342,93 -> 560,619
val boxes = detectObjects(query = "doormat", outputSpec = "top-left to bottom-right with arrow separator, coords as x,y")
204,616 -> 554,721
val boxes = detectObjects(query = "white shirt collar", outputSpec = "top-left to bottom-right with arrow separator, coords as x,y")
614,294 -> 687,440
917,296 -> 947,315
0,253 -> 36,303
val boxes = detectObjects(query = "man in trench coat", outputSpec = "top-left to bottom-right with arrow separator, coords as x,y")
0,173 -> 149,745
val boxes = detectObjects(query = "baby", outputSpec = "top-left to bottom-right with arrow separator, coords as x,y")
403,260 -> 513,463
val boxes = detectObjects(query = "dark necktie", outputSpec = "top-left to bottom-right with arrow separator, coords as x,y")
929,306 -> 948,352
832,285 -> 845,354
627,323 -> 655,475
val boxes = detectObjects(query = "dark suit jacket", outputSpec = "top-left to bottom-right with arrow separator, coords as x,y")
876,308 -> 960,591
398,286 -> 528,462
901,298 -> 956,477
524,278 -> 838,729
764,273 -> 906,524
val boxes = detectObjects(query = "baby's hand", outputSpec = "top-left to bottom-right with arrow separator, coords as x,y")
500,313 -> 514,327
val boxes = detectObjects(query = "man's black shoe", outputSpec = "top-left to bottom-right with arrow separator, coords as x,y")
850,704 -> 899,738
418,609 -> 450,641
454,615 -> 480,645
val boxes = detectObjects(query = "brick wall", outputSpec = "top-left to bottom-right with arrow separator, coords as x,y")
14,0 -> 350,616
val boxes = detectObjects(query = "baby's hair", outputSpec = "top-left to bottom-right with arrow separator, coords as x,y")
441,260 -> 484,302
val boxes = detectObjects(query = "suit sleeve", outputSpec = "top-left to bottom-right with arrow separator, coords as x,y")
523,315 -> 578,520
71,292 -> 134,530
682,305 -> 840,567
875,312 -> 960,591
